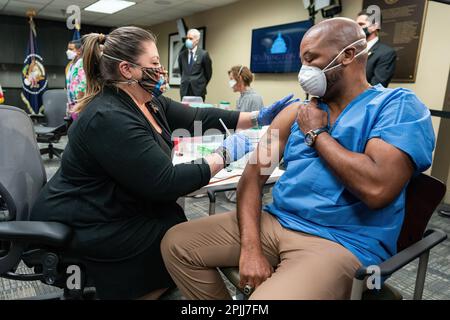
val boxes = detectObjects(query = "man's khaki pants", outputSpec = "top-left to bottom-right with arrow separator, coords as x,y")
161,211 -> 361,300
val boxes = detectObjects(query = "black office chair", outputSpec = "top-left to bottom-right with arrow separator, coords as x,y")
212,174 -> 447,300
352,174 -> 447,300
0,105 -> 94,300
33,89 -> 69,159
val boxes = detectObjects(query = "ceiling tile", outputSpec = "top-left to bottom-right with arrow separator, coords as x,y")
115,3 -> 157,15
38,8 -> 67,19
177,2 -> 211,11
81,10 -> 108,19
0,0 -> 9,10
15,0 -> 52,4
1,0 -> 241,27
191,0 -> 215,7
40,0 -> 95,10
3,0 -> 47,14
109,10 -> 146,20
132,15 -> 164,25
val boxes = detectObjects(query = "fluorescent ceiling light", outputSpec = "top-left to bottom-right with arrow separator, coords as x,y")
84,0 -> 136,14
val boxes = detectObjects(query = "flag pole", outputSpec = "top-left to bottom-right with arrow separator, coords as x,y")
26,10 -> 36,60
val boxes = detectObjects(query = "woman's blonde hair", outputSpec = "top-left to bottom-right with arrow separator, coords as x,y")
75,26 -> 156,113
228,65 -> 254,87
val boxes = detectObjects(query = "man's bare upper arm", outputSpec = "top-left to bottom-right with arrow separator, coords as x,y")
268,103 -> 300,152
248,103 -> 300,177
364,138 -> 415,202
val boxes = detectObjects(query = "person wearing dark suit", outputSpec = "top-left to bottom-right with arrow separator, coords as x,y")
178,29 -> 212,101
357,9 -> 397,87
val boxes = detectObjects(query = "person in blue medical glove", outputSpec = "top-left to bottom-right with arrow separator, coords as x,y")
31,26 -> 297,300
215,133 -> 254,167
162,18 -> 435,300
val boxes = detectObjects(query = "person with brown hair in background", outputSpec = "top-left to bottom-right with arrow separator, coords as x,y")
228,65 -> 264,112
30,26 -> 297,300
225,65 -> 266,202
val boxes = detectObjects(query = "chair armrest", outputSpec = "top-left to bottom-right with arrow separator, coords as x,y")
355,228 -> 447,280
55,122 -> 69,134
29,114 -> 46,124
29,114 -> 45,120
64,116 -> 73,127
41,123 -> 69,137
0,221 -> 73,247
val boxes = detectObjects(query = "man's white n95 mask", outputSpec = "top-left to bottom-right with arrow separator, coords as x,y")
298,38 -> 367,97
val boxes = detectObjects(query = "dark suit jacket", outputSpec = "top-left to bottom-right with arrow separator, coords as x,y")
366,41 -> 397,87
178,47 -> 212,98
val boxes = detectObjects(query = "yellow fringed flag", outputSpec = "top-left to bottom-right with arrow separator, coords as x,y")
0,84 -> 4,104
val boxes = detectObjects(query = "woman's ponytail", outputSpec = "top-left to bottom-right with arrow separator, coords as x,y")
74,33 -> 106,113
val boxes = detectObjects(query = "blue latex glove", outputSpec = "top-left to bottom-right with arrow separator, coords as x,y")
257,93 -> 300,126
222,133 -> 254,163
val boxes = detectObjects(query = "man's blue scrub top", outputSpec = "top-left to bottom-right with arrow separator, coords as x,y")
265,84 -> 435,267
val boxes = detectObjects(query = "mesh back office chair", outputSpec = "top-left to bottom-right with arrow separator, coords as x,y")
33,89 -> 69,159
0,105 -> 93,300
208,174 -> 447,300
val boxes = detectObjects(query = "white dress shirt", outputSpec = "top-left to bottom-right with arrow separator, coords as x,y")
367,36 -> 379,53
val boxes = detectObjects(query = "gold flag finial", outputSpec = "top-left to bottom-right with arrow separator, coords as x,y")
26,9 -> 36,19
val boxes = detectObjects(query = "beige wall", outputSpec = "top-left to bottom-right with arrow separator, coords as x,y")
150,0 -> 310,104
149,0 -> 450,201
150,0 -> 449,108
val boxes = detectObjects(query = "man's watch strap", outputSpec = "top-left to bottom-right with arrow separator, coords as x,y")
312,127 -> 328,136
305,126 -> 329,147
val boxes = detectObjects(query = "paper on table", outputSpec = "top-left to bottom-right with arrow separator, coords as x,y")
213,168 -> 244,180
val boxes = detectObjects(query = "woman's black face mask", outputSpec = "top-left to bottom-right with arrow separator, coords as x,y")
132,64 -> 169,98
102,53 -> 169,98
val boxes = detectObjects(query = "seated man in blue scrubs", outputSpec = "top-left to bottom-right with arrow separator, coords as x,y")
161,18 -> 435,299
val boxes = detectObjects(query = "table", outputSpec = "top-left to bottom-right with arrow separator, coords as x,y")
171,129 -> 285,212
172,127 -> 283,193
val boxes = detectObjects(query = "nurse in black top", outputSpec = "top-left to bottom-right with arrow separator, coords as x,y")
31,26 -> 297,299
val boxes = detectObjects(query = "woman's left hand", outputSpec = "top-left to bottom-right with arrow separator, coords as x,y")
257,93 -> 300,126
221,133 -> 254,163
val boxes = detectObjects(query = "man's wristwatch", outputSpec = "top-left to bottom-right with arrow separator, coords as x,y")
304,127 -> 328,147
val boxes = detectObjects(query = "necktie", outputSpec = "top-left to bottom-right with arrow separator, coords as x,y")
188,51 -> 194,71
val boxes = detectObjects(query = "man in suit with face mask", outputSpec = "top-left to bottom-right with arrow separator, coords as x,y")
356,9 -> 397,87
178,29 -> 212,101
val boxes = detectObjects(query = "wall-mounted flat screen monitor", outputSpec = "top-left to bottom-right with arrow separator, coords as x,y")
250,20 -> 313,73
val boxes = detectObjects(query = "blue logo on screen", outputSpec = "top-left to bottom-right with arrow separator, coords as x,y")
251,20 -> 313,73
270,32 -> 287,54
